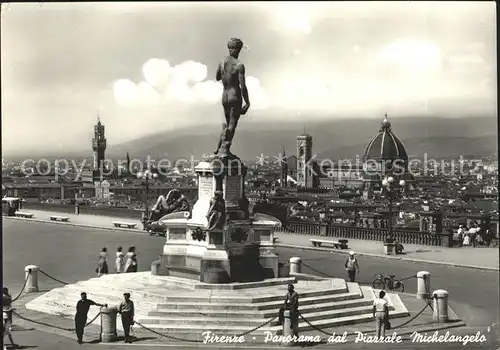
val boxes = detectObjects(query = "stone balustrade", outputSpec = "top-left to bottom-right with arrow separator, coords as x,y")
278,220 -> 450,247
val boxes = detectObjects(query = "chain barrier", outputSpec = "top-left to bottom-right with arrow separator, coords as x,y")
300,262 -> 332,278
133,316 -> 276,343
11,270 -> 31,302
298,300 -> 430,338
12,308 -> 102,332
7,265 -> 431,342
39,269 -> 69,285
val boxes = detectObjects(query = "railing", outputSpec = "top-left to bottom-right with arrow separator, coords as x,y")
21,202 -> 143,219
286,222 -> 322,235
326,225 -> 442,246
277,220 -> 446,246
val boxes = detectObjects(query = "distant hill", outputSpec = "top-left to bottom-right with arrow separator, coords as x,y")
5,116 -> 497,162
104,116 -> 497,162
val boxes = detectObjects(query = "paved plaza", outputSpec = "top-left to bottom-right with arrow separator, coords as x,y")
3,219 -> 499,349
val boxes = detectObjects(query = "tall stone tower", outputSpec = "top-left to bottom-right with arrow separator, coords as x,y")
92,116 -> 106,181
280,145 -> 288,188
296,133 -> 313,188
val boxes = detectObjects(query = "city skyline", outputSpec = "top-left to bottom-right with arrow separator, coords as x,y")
1,2 -> 496,155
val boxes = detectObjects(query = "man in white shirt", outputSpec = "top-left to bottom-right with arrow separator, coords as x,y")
372,290 -> 389,339
457,225 -> 465,247
468,224 -> 478,247
345,251 -> 360,282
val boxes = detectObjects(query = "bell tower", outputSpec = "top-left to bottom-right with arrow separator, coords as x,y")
296,132 -> 313,188
92,115 -> 107,181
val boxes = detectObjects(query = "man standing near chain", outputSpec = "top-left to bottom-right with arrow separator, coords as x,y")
345,251 -> 360,282
3,311 -> 16,349
278,284 -> 299,336
118,293 -> 135,343
2,288 -> 12,324
373,290 -> 389,339
74,292 -> 106,344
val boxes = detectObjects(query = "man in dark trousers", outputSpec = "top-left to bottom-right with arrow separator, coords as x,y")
278,284 -> 299,336
118,293 -> 135,343
345,251 -> 360,282
2,287 -> 12,324
75,292 -> 106,344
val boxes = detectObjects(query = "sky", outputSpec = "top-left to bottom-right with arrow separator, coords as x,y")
1,2 -> 496,154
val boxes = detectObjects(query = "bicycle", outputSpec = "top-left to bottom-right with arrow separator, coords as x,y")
372,273 -> 404,293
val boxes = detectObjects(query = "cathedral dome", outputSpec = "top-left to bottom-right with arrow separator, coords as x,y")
363,115 -> 408,162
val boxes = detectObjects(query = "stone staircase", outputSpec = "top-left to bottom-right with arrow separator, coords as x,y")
25,272 -> 409,338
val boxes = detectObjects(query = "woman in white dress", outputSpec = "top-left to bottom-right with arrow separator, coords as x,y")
124,246 -> 138,273
96,247 -> 109,277
463,233 -> 471,247
115,246 -> 124,273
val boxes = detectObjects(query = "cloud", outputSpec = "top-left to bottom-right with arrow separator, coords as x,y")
376,39 -> 442,74
114,58 -> 267,109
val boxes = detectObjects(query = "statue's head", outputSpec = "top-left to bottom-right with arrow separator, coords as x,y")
227,38 -> 244,57
214,190 -> 223,198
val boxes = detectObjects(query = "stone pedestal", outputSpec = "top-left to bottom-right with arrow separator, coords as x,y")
416,271 -> 430,299
383,243 -> 395,255
100,307 -> 118,342
253,219 -> 279,279
158,153 -> 279,283
24,265 -> 39,293
432,289 -> 449,323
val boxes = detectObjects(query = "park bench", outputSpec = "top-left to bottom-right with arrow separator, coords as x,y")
310,238 -> 349,249
50,215 -> 70,222
15,211 -> 34,219
113,221 -> 137,229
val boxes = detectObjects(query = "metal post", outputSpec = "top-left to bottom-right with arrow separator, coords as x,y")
282,310 -> 298,346
24,265 -> 39,293
432,289 -> 449,323
289,257 -> 302,274
388,190 -> 393,237
416,271 -> 431,299
143,176 -> 149,231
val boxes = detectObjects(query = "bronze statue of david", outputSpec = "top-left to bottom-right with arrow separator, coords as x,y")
214,38 -> 251,155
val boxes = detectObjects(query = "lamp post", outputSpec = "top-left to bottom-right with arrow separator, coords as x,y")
381,176 -> 405,241
137,169 -> 158,230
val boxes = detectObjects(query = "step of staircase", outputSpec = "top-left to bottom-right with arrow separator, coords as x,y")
138,305 -> 373,327
132,311 -> 408,337
147,297 -> 374,319
154,288 -> 362,312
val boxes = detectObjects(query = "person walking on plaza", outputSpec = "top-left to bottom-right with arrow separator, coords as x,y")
457,225 -> 465,247
2,288 -> 12,324
469,224 -> 478,248
96,247 -> 109,277
463,229 -> 471,247
373,290 -> 389,339
118,293 -> 135,343
124,247 -> 138,273
3,311 -> 16,349
74,292 -> 107,344
115,246 -> 125,273
345,251 -> 360,282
